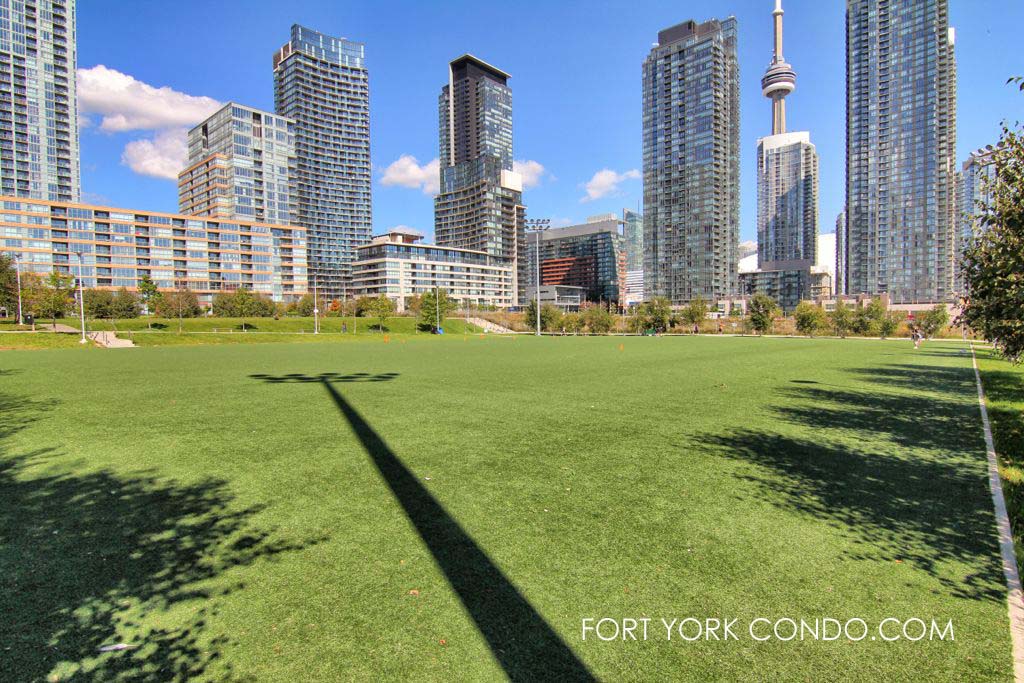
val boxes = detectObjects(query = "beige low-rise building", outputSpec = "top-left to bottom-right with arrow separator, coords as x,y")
351,228 -> 514,311
0,196 -> 307,304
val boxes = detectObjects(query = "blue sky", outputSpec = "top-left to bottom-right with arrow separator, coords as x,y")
77,0 -> 1023,243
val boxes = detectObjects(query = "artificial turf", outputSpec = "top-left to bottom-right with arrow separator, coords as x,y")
0,336 -> 1013,681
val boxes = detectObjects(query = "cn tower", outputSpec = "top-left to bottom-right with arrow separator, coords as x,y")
761,0 -> 797,135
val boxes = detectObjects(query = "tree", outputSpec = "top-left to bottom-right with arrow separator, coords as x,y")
748,294 -> 779,335
38,270 -> 74,327
879,312 -> 901,339
353,296 -> 375,317
419,288 -> 457,331
110,288 -> 141,319
681,296 -> 708,327
154,290 -> 201,320
541,304 -> 563,332
525,300 -> 563,332
794,301 -> 827,337
582,303 -> 615,334
0,254 -> 17,314
524,300 -> 541,331
562,312 -> 584,334
646,296 -> 672,332
405,294 -> 423,318
919,305 -> 950,339
137,273 -> 160,314
18,271 -> 45,320
295,293 -> 315,317
211,288 -> 274,320
850,299 -> 885,336
83,289 -> 115,319
627,304 -> 649,334
365,295 -> 395,332
829,301 -> 853,338
959,94 -> 1024,360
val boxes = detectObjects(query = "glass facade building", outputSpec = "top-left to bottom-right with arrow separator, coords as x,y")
739,267 -> 832,313
523,216 -> 626,304
845,0 -> 957,303
273,25 -> 371,299
623,208 -> 643,272
835,210 -> 847,294
956,149 -> 996,293
0,0 -> 79,201
0,196 -> 307,303
178,103 -> 295,225
434,55 -> 525,301
642,18 -> 740,305
757,133 -> 818,269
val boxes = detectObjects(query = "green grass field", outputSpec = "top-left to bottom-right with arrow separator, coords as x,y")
0,336 -> 1014,681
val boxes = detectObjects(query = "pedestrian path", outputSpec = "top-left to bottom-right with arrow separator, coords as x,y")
87,331 -> 135,348
465,317 -> 515,334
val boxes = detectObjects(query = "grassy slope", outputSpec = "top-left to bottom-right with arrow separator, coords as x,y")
0,317 -> 480,349
53,316 -> 479,335
0,333 -> 95,350
0,337 -> 1011,681
976,349 -> 1024,571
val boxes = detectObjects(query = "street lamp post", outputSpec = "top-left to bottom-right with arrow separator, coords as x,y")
71,251 -> 86,344
524,218 -> 550,336
434,285 -> 440,332
313,277 -> 320,334
11,253 -> 23,325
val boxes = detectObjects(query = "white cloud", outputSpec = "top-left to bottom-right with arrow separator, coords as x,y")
380,155 -> 440,195
77,65 -> 222,132
80,191 -> 111,205
581,168 -> 640,202
121,128 -> 189,180
76,65 -> 222,182
513,159 -> 546,189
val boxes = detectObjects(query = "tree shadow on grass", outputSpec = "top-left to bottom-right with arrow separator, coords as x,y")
771,383 -> 978,452
699,430 -> 1002,602
694,360 -> 1005,603
249,372 -> 595,682
0,390 -> 324,681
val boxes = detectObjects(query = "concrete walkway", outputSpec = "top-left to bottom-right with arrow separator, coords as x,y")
87,331 -> 135,348
465,317 -> 516,334
38,323 -> 80,333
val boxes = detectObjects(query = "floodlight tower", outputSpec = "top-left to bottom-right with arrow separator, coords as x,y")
761,0 -> 796,135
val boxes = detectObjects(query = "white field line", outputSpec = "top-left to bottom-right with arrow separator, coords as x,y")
971,343 -> 1024,682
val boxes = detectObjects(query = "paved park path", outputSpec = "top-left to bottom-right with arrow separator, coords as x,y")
87,331 -> 135,348
465,317 -> 515,334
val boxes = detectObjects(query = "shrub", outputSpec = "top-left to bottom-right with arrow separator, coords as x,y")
794,301 -> 826,337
